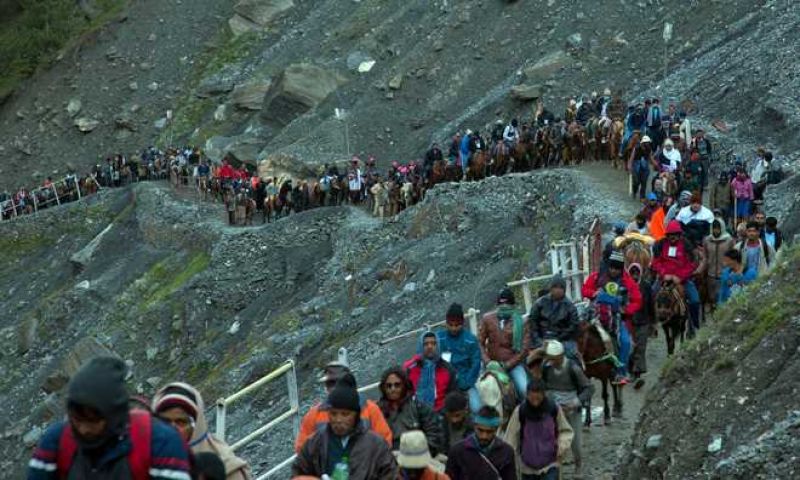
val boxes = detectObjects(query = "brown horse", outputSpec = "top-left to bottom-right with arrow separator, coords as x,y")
610,120 -> 624,168
467,151 -> 489,181
623,130 -> 641,169
492,142 -> 511,176
578,320 -> 622,425
654,280 -> 687,355
566,123 -> 587,165
428,160 -> 447,189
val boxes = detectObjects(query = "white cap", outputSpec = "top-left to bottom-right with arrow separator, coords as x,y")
545,340 -> 565,357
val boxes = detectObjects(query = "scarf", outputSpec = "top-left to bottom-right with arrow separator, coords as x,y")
416,332 -> 440,407
497,305 -> 524,352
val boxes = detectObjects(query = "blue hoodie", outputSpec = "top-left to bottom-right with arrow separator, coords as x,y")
437,328 -> 482,391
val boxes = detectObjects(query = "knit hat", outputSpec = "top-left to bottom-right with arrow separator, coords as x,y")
549,275 -> 567,290
443,391 -> 468,413
608,250 -> 625,267
497,287 -> 515,305
446,303 -> 465,324
152,384 -> 200,420
666,220 -> 683,235
67,356 -> 130,448
396,430 -> 433,469
679,190 -> 692,201
327,374 -> 361,413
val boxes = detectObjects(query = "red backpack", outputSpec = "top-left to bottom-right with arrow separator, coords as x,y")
56,410 -> 152,479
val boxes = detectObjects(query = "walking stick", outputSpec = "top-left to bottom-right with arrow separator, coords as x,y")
733,196 -> 738,228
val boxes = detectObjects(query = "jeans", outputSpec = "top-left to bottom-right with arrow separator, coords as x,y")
632,170 -> 649,199
461,153 -> 471,176
509,364 -> 529,399
522,467 -> 559,480
466,387 -> 482,414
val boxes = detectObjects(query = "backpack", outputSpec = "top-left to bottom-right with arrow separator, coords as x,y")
57,410 -> 152,479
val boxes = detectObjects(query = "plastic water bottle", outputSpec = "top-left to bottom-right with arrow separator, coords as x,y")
331,456 -> 349,480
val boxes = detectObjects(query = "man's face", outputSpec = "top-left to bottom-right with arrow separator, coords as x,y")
158,407 -> 194,443
383,374 -> 405,402
550,286 -> 565,301
446,320 -> 464,336
754,213 -> 765,226
722,256 -> 734,269
526,390 -> 545,407
445,409 -> 468,428
68,407 -> 108,444
690,202 -> 701,213
712,226 -> 721,237
648,199 -> 657,208
474,424 -> 497,447
401,468 -> 425,480
329,408 -> 358,436
609,265 -> 622,278
746,227 -> 759,241
423,336 -> 438,359
548,354 -> 564,368
667,233 -> 680,244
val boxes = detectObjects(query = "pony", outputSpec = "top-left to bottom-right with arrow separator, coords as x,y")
609,119 -> 625,168
491,141 -> 511,176
613,233 -> 654,272
477,362 -> 517,432
428,160 -> 446,189
467,150 -> 489,181
566,123 -> 587,165
577,320 -> 622,425
654,280 -> 687,355
623,130 -> 641,168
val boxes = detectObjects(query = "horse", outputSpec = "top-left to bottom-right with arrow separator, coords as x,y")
476,363 -> 517,432
623,130 -> 641,168
491,141 -> 511,176
596,117 -> 613,163
654,280 -> 687,355
577,320 -> 622,426
585,118 -> 599,161
467,150 -> 488,181
609,119 -> 625,168
244,197 -> 256,226
613,234 -> 654,273
428,160 -> 447,189
566,123 -> 587,165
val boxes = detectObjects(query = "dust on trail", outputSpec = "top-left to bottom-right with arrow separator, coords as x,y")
572,162 -> 668,480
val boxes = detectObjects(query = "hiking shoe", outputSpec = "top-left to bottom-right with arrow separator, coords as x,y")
613,375 -> 630,386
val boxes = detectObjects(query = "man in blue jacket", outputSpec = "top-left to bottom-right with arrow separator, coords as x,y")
28,356 -> 191,480
437,303 -> 483,413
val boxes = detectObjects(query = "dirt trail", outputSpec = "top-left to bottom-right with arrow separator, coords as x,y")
572,162 -> 668,480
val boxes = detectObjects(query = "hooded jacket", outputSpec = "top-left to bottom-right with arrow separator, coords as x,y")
152,382 -> 250,480
292,422 -> 397,480
28,357 -> 191,480
581,269 -> 643,316
376,367 -> 444,456
503,401 -> 573,476
703,219 -> 735,279
436,328 -> 481,391
529,294 -> 580,344
651,237 -> 697,283
404,333 -> 458,412
295,393 -> 392,453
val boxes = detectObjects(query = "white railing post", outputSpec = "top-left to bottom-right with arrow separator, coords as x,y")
32,193 -> 38,214
569,240 -> 582,301
215,399 -> 227,442
521,284 -> 533,315
558,247 -> 570,299
76,177 -> 82,200
286,360 -> 300,438
52,184 -> 60,206
467,308 -> 480,337
550,244 -> 559,276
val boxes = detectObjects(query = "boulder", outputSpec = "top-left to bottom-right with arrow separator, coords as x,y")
228,14 -> 260,36
510,83 -> 543,100
232,82 -> 272,110
196,77 -> 235,98
205,135 -> 235,163
213,104 -> 227,122
258,153 -> 319,179
226,131 -> 269,165
66,99 -> 82,117
42,337 -> 116,393
566,33 -> 583,50
233,0 -> 294,26
74,117 -> 99,133
70,223 -> 114,272
523,50 -> 572,80
261,64 -> 346,126
388,73 -> 403,90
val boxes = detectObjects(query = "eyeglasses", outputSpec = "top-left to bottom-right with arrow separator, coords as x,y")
385,382 -> 403,390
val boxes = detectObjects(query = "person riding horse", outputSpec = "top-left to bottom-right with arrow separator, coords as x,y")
581,251 -> 642,385
478,288 -> 530,399
651,220 -> 702,336
529,276 -> 581,362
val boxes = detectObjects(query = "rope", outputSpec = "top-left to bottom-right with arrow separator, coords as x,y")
585,352 -> 623,368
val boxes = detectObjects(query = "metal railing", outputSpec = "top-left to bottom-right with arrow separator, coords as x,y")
215,360 -> 300,478
507,217 -> 602,313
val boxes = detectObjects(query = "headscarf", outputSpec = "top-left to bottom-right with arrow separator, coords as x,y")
497,305 -> 525,352
153,382 -> 250,478
416,331 -> 440,407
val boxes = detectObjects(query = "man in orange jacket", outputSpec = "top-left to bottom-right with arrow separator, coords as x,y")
294,362 -> 392,453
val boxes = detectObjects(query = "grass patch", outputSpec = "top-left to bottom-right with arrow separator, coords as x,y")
0,0 -> 127,99
140,252 -> 211,307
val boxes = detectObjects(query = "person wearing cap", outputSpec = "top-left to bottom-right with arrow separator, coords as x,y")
292,374 -> 398,480
602,221 -> 628,263
459,130 -> 473,179
437,303 -> 482,413
503,379 -> 573,480
529,276 -> 581,360
652,220 -> 703,335
395,431 -> 451,480
539,341 -> 592,478
377,367 -> 444,457
295,362 -> 392,453
445,406 -> 515,480
629,134 -> 653,199
710,171 -> 733,224
479,288 -> 531,398
639,192 -> 660,222
152,382 -> 251,480
404,331 -> 458,412
28,357 -> 191,480
439,391 -> 474,455
666,190 -> 692,226
582,250 -> 642,384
